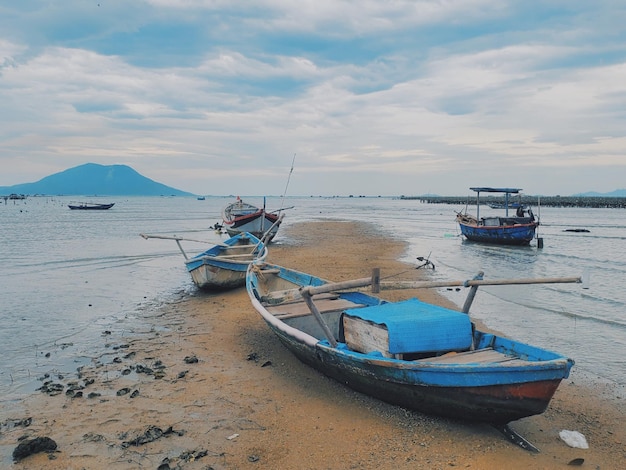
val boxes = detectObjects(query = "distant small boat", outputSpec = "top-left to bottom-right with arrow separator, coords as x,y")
221,197 -> 283,242
488,202 -> 523,209
68,202 -> 115,210
185,232 -> 268,290
456,187 -> 539,245
197,196 -> 206,200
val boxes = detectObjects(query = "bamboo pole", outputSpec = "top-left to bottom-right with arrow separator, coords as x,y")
140,233 -> 229,247
269,205 -> 295,214
301,291 -> 338,348
299,274 -> 582,297
265,270 -> 584,305
256,213 -> 285,249
462,271 -> 485,351
462,272 -> 484,313
175,239 -> 188,260
294,269 -> 582,350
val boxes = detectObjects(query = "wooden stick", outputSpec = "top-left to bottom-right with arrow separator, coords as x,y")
462,272 -> 485,313
371,268 -> 380,293
269,205 -> 295,214
140,233 -> 229,247
257,213 -> 285,248
301,291 -> 338,348
462,271 -> 485,351
175,239 -> 188,260
299,275 -> 582,297
264,270 -> 583,305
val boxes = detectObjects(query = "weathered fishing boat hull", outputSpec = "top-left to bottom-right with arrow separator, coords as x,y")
458,221 -> 538,245
261,319 -> 567,423
456,187 -> 540,246
222,198 -> 281,241
186,232 -> 267,290
224,211 -> 280,241
187,259 -> 250,289
246,263 -> 573,425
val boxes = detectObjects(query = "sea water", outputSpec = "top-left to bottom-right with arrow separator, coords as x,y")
1,195 -> 624,404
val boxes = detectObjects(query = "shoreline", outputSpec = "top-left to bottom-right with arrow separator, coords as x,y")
1,220 -> 624,469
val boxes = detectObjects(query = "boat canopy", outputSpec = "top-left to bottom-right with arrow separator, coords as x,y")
468,187 -> 523,218
469,187 -> 522,194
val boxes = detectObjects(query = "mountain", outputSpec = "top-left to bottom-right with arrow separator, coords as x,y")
573,189 -> 626,197
0,163 -> 194,196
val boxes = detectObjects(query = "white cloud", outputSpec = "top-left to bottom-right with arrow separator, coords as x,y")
0,1 -> 625,196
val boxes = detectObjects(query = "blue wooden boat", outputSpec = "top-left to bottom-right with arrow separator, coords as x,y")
222,197 -> 282,242
456,187 -> 538,245
141,231 -> 268,290
184,232 -> 267,290
246,262 -> 577,447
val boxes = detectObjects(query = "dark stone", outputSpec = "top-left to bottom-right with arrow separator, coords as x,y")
135,364 -> 153,374
12,436 -> 58,462
184,355 -> 198,364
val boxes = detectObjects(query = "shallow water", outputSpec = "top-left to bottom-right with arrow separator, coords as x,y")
1,195 -> 624,403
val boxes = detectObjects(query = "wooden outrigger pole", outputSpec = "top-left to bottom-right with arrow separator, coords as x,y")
139,233 -> 232,260
291,269 -> 586,353
270,271 -> 586,308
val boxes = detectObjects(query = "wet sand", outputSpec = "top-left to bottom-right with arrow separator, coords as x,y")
1,220 -> 624,469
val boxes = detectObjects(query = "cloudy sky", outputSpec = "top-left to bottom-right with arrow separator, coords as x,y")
1,1 -> 625,196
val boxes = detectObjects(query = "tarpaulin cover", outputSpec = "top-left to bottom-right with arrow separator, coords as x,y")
344,298 -> 472,354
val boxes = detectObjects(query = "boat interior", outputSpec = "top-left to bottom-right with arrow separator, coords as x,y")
458,213 -> 536,227
482,216 -> 536,227
211,239 -> 264,260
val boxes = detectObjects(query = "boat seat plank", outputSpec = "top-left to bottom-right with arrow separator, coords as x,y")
261,292 -> 339,306
417,348 -> 526,365
267,297 -> 365,319
206,253 -> 257,260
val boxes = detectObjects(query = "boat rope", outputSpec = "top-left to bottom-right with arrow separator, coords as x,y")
379,268 -> 420,280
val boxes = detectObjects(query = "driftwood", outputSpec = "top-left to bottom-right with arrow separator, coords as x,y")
121,425 -> 183,448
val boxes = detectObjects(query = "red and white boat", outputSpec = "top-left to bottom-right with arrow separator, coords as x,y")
221,197 -> 282,242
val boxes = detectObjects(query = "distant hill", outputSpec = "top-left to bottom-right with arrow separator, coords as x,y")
0,163 -> 194,196
573,189 -> 626,197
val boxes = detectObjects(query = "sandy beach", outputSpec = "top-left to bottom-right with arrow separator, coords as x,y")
1,220 -> 624,469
